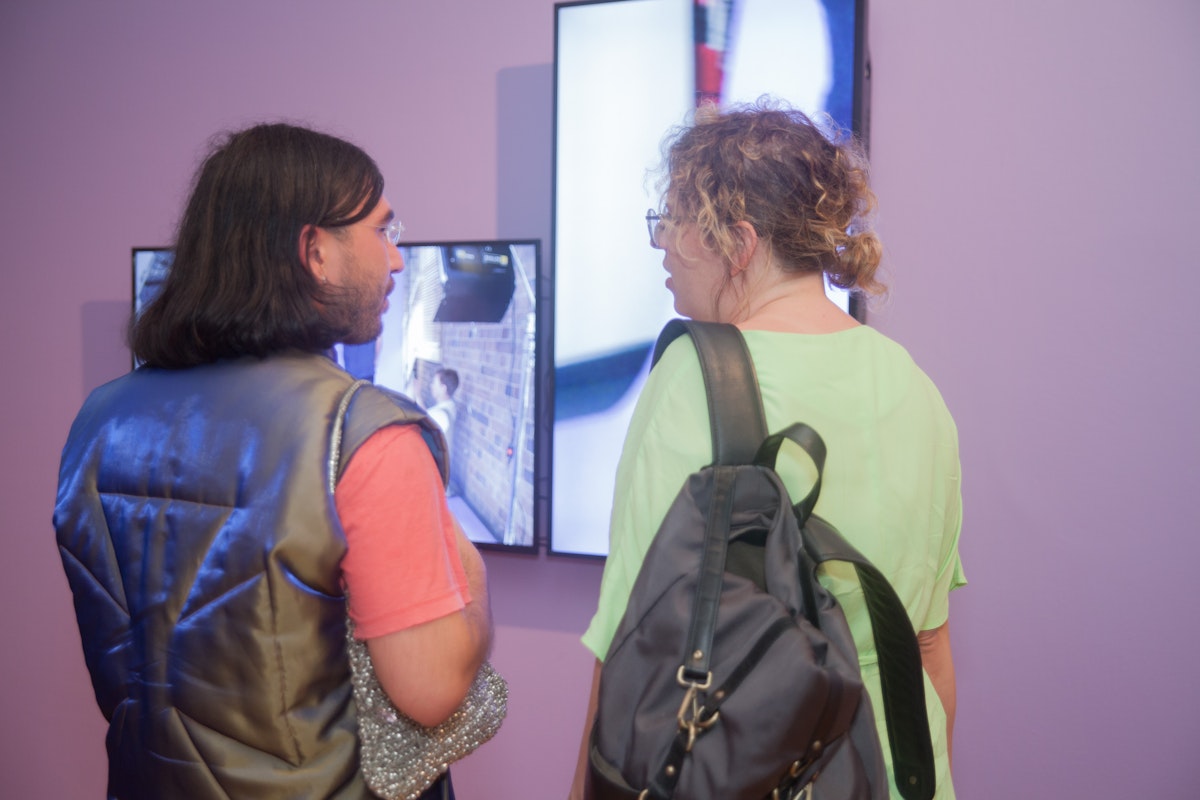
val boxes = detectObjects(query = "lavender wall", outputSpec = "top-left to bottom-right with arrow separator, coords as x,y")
1,1 -> 1196,797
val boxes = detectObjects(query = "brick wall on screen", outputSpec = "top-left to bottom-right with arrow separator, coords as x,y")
439,284 -> 536,546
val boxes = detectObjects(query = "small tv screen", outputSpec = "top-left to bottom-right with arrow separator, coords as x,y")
131,240 -> 542,553
132,247 -> 174,366
550,0 -> 869,557
380,240 -> 540,552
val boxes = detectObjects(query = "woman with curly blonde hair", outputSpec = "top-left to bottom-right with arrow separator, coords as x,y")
570,100 -> 964,799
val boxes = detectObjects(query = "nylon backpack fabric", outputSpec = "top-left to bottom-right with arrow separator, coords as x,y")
588,320 -> 934,800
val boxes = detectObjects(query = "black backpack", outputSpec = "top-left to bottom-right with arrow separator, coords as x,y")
588,320 -> 935,800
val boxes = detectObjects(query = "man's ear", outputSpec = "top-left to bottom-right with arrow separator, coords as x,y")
298,223 -> 327,282
730,221 -> 759,277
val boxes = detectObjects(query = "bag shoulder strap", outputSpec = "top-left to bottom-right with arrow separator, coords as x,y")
328,379 -> 373,494
754,427 -> 937,800
328,379 -> 450,492
650,320 -> 762,695
652,319 -> 766,465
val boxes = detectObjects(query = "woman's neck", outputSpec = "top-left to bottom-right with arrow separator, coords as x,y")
730,270 -> 859,334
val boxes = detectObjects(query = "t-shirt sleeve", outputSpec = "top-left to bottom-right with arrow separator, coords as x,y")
336,424 -> 470,640
581,340 -> 711,661
920,411 -> 967,632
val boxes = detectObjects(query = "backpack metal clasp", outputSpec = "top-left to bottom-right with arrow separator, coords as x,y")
675,666 -> 720,752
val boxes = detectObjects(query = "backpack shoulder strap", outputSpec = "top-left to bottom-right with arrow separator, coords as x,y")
651,319 -> 766,465
650,319 -> 763,690
756,424 -> 937,800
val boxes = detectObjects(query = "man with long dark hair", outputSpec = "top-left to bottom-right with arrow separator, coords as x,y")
54,123 -> 491,799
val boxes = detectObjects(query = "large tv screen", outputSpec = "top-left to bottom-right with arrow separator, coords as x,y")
550,0 -> 870,557
132,240 -> 541,553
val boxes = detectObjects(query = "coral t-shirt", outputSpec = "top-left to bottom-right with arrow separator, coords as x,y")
335,424 -> 469,640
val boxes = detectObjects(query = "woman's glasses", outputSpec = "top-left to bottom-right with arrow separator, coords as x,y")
645,209 -> 672,249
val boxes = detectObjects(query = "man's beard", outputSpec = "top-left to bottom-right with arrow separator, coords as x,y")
322,282 -> 383,345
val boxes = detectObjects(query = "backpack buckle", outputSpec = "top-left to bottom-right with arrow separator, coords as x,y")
675,667 -> 720,752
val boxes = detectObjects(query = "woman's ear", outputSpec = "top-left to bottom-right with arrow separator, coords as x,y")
298,223 -> 327,283
730,221 -> 759,277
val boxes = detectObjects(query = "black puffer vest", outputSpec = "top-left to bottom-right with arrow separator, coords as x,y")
54,352 -> 446,799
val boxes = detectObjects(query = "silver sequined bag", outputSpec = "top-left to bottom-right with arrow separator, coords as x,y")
345,619 -> 508,799
330,380 -> 508,800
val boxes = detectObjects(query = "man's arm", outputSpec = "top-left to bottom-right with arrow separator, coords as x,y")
918,620 -> 957,767
366,522 -> 491,728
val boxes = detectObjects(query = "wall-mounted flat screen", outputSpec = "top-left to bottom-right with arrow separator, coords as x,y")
382,240 -> 540,552
131,247 -> 173,368
132,240 -> 542,553
550,0 -> 869,557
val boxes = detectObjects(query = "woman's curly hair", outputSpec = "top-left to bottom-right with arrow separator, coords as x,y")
660,98 -> 883,295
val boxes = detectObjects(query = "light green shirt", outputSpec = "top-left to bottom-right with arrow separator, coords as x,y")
583,326 -> 965,798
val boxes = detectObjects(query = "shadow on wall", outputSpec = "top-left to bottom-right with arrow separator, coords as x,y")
497,63 -> 554,553
82,301 -> 132,398
497,64 -> 553,247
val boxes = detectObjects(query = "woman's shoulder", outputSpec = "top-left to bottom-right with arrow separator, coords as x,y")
653,324 -> 922,392
637,335 -> 708,419
742,326 -> 955,423
740,324 -> 913,365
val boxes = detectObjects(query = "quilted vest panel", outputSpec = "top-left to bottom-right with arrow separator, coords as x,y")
54,352 -> 445,799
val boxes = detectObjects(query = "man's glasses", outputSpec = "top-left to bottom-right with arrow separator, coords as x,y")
376,219 -> 405,246
646,209 -> 672,248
